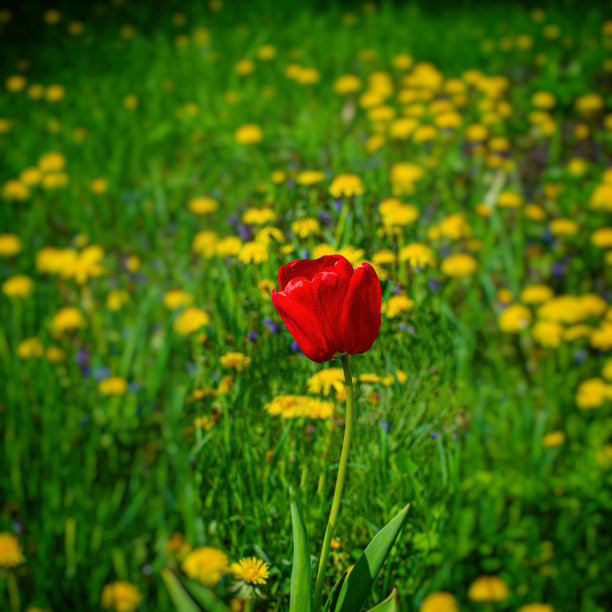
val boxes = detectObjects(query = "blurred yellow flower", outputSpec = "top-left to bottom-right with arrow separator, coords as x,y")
419,591 -> 459,612
575,378 -> 611,409
399,243 -> 435,268
216,236 -> 242,257
189,196 -> 218,215
307,368 -> 345,395
51,307 -> 85,334
192,231 -> 218,258
334,74 -> 362,95
2,275 -> 34,298
329,174 -> 364,198
220,352 -> 251,371
499,304 -> 532,333
99,376 -> 128,396
18,337 -> 44,359
0,532 -> 25,567
468,575 -> 509,602
174,307 -> 210,335
532,320 -> 563,348
163,289 -> 193,311
234,124 -> 263,144
0,234 -> 22,256
242,207 -> 275,225
257,44 -> 276,60
520,284 -> 554,304
542,431 -> 565,448
38,151 -> 66,172
383,295 -> 414,318
296,170 -> 325,186
230,557 -> 270,584
291,218 -> 320,238
2,179 -> 30,201
440,253 -> 477,277
182,547 -> 228,586
91,178 -> 108,194
238,241 -> 268,264
45,84 -> 66,102
101,581 -> 142,612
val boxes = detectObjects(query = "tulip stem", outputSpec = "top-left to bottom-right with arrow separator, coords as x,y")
313,354 -> 354,610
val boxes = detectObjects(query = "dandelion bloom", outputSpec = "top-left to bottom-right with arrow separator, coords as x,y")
468,575 -> 509,602
498,304 -> 532,333
100,581 -> 142,612
440,253 -> 477,277
98,376 -> 129,396
234,124 -> 263,144
0,532 -> 25,567
173,306 -> 210,335
220,351 -> 251,371
182,546 -> 228,586
328,174 -> 364,198
230,557 -> 270,585
2,275 -> 34,298
0,233 -> 21,256
271,255 -> 381,363
419,591 -> 459,612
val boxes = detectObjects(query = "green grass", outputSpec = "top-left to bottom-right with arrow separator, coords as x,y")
1,1 -> 612,610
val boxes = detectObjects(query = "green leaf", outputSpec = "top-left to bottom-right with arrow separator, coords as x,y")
290,497 -> 313,612
322,572 -> 347,612
161,569 -> 200,612
366,588 -> 399,611
333,504 -> 410,612
182,578 -> 230,612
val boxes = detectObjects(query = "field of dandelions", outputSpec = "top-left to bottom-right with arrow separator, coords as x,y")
1,1 -> 612,611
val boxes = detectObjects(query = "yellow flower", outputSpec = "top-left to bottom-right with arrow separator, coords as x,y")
382,203 -> 419,226
46,346 -> 66,363
173,307 -> 210,335
230,557 -> 270,585
337,245 -> 364,267
51,307 -> 85,334
235,59 -> 255,75
563,324 -> 593,342
20,167 -> 42,186
296,170 -> 326,186
542,431 -> 565,448
390,162 -> 425,195
90,178 -> 108,194
163,289 -> 193,311
520,284 -> 554,304
497,191 -> 522,208
2,179 -> 30,201
220,352 -> 251,371
312,243 -> 336,259
182,547 -> 228,586
590,183 -> 612,211
575,378 -> 611,409
372,250 -> 396,265
258,279 -> 276,300
575,93 -> 604,116
123,94 -> 139,110
531,91 -> 556,109
532,320 -> 563,348
334,74 -> 362,95
188,196 -> 218,215
550,218 -> 579,236
440,253 -> 477,277
419,591 -> 459,612
307,368 -> 345,395
234,124 -> 263,144
329,174 -> 364,198
242,207 -> 275,225
255,227 -> 285,245
383,295 -> 414,318
216,236 -> 242,257
238,241 -> 268,264
65,245 -> 106,284
365,133 -> 385,153
2,275 -> 34,298
498,304 -> 532,333
192,231 -> 218,258
393,53 -> 413,70
590,322 -> 612,351
265,395 -> 334,419
107,290 -> 129,311
465,123 -> 488,142
468,576 -> 509,602
399,243 -> 435,268
38,151 -> 66,172
291,218 -> 320,238
101,581 -> 142,612
45,84 -> 65,102
6,74 -> 27,92
0,234 -> 21,256
257,44 -> 276,60
591,227 -> 612,249
99,376 -> 128,396
438,213 -> 471,239
18,337 -> 44,360
0,532 -> 25,568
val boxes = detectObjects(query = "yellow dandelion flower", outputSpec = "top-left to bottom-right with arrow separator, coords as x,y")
575,378 -> 610,409
192,230 -> 218,258
230,557 -> 270,585
296,170 -> 325,186
498,304 -> 532,333
238,242 -> 268,264
51,307 -> 85,334
2,275 -> 34,298
100,581 -> 142,612
182,547 -> 228,586
173,307 -> 210,335
520,284 -> 554,304
216,236 -> 242,257
234,124 -> 263,144
468,576 -> 509,602
18,337 -> 44,360
329,174 -> 364,198
542,432 -> 565,448
220,352 -> 251,371
440,253 -> 477,277
98,376 -> 128,396
419,591 -> 459,612
0,532 -> 25,568
398,243 -> 435,268
383,295 -> 414,318
188,196 -> 218,215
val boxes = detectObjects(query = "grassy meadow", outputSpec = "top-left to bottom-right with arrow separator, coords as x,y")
1,1 -> 612,610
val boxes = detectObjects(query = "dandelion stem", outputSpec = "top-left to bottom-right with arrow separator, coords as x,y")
312,354 -> 354,610
6,572 -> 20,612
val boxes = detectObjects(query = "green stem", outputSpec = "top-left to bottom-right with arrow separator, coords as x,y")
312,354 -> 354,610
6,572 -> 20,612
243,598 -> 253,612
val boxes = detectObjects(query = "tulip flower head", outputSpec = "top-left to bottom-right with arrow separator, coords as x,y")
271,255 -> 382,362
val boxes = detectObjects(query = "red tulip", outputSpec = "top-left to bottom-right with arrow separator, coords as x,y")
271,255 -> 382,363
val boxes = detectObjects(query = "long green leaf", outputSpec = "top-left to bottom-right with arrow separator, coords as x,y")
161,569 -> 200,612
333,504 -> 410,612
366,588 -> 399,611
182,578 -> 230,612
322,572 -> 348,612
290,498 -> 313,612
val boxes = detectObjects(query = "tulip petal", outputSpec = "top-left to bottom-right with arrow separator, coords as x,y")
340,263 -> 382,355
310,271 -> 350,353
271,281 -> 334,363
278,255 -> 353,291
